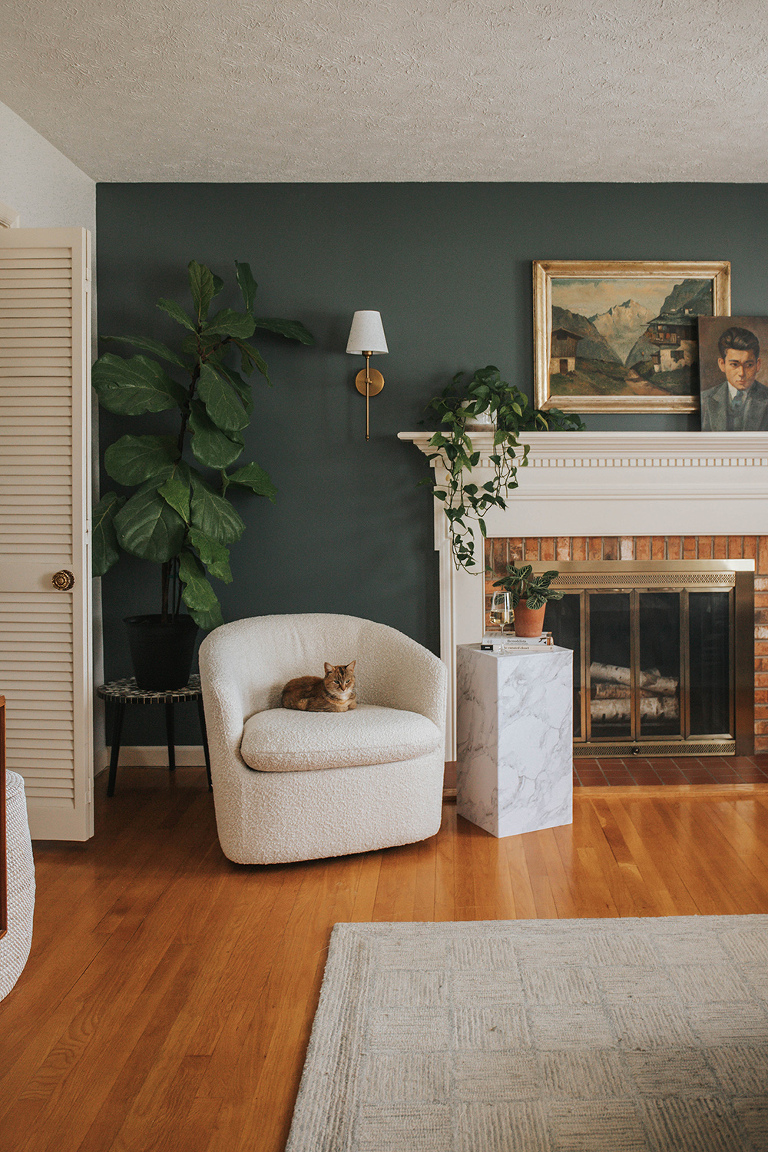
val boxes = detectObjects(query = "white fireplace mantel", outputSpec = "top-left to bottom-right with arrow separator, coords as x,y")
399,431 -> 768,755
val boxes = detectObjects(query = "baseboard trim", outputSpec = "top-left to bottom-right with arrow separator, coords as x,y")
95,745 -> 206,773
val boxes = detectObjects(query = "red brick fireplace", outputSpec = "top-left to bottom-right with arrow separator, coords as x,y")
399,429 -> 768,759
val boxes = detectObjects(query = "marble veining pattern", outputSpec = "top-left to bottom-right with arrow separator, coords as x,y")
456,645 -> 572,838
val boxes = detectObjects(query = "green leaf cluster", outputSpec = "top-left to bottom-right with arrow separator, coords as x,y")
422,366 -> 585,572
492,563 -> 565,609
92,260 -> 314,629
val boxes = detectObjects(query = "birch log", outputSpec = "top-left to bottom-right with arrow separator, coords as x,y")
591,695 -> 680,722
592,683 -> 631,699
590,662 -> 679,696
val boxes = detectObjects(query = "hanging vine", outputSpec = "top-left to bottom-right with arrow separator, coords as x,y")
422,365 -> 584,571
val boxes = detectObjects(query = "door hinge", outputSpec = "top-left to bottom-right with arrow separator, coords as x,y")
86,776 -> 93,804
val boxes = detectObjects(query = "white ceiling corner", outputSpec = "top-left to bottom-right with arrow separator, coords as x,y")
0,0 -> 766,183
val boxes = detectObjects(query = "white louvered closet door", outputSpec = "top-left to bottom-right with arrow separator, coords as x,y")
0,228 -> 93,840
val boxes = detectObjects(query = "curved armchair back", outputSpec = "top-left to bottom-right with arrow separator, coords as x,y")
198,613 -> 448,863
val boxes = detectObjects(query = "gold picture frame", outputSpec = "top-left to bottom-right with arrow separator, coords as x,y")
533,260 -> 731,413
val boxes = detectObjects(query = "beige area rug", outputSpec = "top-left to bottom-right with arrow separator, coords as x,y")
285,917 -> 768,1152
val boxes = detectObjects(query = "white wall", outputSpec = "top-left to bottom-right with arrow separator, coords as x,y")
0,99 -> 97,365
0,100 -> 95,232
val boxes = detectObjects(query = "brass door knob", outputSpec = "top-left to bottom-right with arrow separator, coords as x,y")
52,570 -> 75,591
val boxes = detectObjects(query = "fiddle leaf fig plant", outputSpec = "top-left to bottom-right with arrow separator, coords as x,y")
92,260 -> 314,630
422,365 -> 584,571
492,563 -> 564,609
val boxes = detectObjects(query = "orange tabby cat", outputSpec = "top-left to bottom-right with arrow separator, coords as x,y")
281,661 -> 357,712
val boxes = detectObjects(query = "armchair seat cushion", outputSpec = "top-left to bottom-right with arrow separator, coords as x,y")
240,703 -> 442,773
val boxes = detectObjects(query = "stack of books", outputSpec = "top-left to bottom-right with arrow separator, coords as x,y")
481,632 -> 553,651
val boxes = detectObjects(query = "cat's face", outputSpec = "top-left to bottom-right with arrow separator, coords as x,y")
324,661 -> 356,694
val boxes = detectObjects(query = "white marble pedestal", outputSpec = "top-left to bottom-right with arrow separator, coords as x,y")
456,644 -> 573,838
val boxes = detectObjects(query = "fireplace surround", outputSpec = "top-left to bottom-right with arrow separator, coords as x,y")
398,431 -> 768,758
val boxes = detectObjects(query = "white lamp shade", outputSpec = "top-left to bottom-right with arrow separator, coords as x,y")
346,310 -> 388,355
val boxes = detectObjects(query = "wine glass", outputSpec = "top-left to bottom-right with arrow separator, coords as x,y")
489,591 -> 511,634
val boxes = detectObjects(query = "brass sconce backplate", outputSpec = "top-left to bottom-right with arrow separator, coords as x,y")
354,368 -> 384,396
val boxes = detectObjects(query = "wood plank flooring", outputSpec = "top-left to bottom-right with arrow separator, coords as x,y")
3,767 -> 768,1151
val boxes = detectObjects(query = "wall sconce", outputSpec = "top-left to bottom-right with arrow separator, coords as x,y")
346,310 -> 388,441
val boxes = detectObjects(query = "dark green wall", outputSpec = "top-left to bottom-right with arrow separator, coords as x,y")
96,182 -> 768,742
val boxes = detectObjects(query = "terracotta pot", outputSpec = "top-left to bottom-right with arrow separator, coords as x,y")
513,600 -> 547,637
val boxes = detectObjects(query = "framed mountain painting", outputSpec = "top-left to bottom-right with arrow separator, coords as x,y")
533,260 -> 731,413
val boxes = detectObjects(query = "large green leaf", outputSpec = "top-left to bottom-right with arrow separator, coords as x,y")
114,483 -> 186,562
92,354 -> 186,414
188,260 -> 220,323
253,317 -> 315,345
92,491 -> 125,577
178,552 -> 224,630
235,261 -> 258,313
227,461 -> 277,502
188,527 -> 232,582
190,473 -> 245,545
157,298 -> 196,331
202,309 -> 256,340
188,401 -> 245,468
104,434 -> 178,486
196,363 -> 249,433
157,460 -> 191,523
232,339 -> 271,384
101,335 -> 187,368
217,363 -> 253,414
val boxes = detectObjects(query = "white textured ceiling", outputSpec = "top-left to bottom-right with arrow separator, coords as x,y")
1,0 -> 767,182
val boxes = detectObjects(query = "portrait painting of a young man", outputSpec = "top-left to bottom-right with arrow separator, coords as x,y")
698,317 -> 768,431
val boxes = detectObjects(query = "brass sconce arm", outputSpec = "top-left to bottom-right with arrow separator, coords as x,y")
355,352 -> 385,442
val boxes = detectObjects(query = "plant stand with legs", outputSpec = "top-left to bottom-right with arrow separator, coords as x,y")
97,676 -> 212,796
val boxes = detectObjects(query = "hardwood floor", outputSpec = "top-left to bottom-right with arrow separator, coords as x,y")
3,768 -> 768,1151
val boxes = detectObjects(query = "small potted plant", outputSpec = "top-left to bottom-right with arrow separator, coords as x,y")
92,259 -> 314,689
492,563 -> 564,636
422,366 -> 584,571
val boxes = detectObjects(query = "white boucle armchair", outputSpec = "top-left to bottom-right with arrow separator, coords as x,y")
199,613 -> 448,865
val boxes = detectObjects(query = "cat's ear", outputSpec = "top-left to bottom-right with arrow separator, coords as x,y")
347,661 -> 356,672
324,662 -> 333,674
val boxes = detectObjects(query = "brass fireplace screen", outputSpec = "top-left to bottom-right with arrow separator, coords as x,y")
520,561 -> 755,757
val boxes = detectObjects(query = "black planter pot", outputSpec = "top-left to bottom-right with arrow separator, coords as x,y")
124,614 -> 199,691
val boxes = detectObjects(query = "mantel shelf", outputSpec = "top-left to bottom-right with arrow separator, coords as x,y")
398,429 -> 768,462
398,430 -> 768,517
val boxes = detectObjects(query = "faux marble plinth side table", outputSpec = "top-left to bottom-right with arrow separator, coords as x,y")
456,644 -> 573,838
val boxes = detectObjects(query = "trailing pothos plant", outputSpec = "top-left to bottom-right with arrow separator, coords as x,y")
423,365 -> 584,571
92,260 -> 313,629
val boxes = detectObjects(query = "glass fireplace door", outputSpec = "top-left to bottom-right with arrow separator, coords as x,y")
586,589 -> 726,744
588,592 -> 633,741
541,561 -> 750,755
637,592 -> 683,740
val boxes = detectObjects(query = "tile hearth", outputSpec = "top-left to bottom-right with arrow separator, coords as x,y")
572,753 -> 768,787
